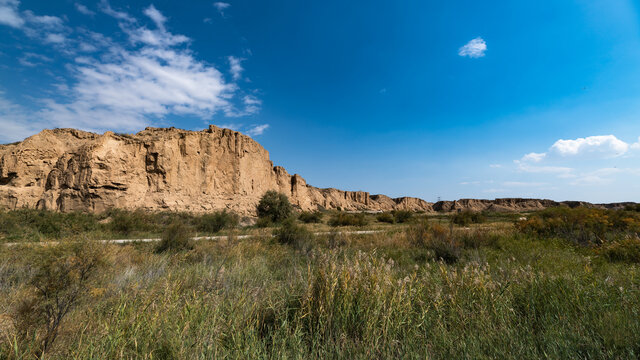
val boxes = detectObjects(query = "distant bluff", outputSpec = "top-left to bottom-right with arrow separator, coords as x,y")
0,126 -> 631,215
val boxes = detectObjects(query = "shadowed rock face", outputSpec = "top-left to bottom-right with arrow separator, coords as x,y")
0,126 -> 632,215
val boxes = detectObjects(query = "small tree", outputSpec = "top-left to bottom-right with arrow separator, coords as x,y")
15,241 -> 102,356
257,191 -> 292,223
155,222 -> 194,253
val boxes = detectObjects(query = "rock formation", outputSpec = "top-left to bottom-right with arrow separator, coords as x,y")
0,126 -> 633,215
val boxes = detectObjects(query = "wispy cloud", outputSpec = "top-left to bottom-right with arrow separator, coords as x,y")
228,56 -> 243,80
75,3 -> 95,16
0,1 -> 262,142
458,37 -> 486,58
246,124 -> 269,136
0,0 -> 25,28
213,2 -> 230,16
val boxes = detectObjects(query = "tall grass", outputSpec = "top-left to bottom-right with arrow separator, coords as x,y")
1,208 -> 639,358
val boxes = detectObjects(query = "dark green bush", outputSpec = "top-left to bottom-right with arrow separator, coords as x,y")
0,209 -> 100,240
392,210 -> 413,223
376,212 -> 395,224
298,211 -> 323,224
255,217 -> 273,228
624,204 -> 640,212
274,218 -> 313,252
407,222 -> 460,263
329,212 -> 368,227
257,191 -> 293,223
109,209 -> 154,235
155,222 -> 194,253
195,210 -> 239,233
451,210 -> 486,226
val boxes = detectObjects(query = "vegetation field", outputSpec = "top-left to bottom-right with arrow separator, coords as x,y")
1,205 -> 639,359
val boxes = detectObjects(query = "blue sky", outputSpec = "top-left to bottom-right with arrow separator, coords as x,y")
1,0 -> 640,203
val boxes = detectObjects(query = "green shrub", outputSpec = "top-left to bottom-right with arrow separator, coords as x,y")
255,217 -> 273,228
451,210 -> 486,226
109,209 -> 154,235
392,210 -> 413,223
516,207 -> 640,246
155,222 -> 194,253
329,212 -> 368,227
376,212 -> 395,224
624,204 -> 640,212
195,210 -> 239,233
257,191 -> 293,223
15,241 -> 102,355
298,211 -> 323,224
600,237 -> 640,263
274,218 -> 313,252
406,222 -> 460,263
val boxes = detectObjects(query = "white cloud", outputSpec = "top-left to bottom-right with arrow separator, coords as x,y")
0,2 -> 261,142
0,0 -> 24,28
515,161 -> 574,176
75,3 -> 95,16
521,152 -> 546,163
18,52 -> 52,67
214,2 -> 230,15
98,0 -> 135,23
23,11 -> 63,30
246,124 -> 269,136
228,56 -> 243,80
44,33 -> 66,44
549,135 -> 629,158
0,93 -> 48,142
458,37 -> 486,58
503,181 -> 546,187
143,4 -> 166,30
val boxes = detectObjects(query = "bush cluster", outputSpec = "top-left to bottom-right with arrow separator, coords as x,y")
407,222 -> 460,263
257,191 -> 293,223
298,211 -> 323,224
274,218 -> 314,252
195,210 -> 239,233
516,207 -> 640,246
155,222 -> 194,253
451,210 -> 486,226
329,212 -> 368,227
376,210 -> 414,224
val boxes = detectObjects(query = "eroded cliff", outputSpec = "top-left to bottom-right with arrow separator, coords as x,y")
0,126 -> 432,214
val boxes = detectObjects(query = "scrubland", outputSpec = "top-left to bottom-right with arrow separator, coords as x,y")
0,207 -> 639,359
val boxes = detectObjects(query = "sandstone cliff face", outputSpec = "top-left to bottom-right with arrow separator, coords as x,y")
0,126 -> 627,215
0,126 -> 433,215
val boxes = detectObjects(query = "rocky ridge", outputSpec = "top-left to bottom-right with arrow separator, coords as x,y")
0,126 -> 632,215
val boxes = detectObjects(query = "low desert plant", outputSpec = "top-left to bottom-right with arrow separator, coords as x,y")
274,218 -> 313,252
451,210 -> 486,226
376,212 -> 395,224
14,241 -> 102,355
195,210 -> 239,233
298,211 -> 323,224
599,236 -> 640,263
155,222 -> 194,253
407,222 -> 460,263
392,210 -> 413,223
257,191 -> 293,223
329,212 -> 368,227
